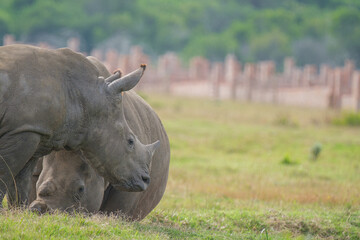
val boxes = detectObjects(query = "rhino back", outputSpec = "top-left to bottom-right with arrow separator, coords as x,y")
0,45 -> 100,152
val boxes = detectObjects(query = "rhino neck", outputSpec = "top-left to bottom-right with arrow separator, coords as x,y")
60,74 -> 109,151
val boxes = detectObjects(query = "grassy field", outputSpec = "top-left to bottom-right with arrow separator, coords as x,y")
1,94 -> 360,239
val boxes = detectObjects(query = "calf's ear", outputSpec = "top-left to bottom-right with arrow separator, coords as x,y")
107,64 -> 146,94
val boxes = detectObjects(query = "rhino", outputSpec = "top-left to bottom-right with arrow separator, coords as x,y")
29,152 -> 105,213
0,44 -> 162,206
29,56 -> 170,219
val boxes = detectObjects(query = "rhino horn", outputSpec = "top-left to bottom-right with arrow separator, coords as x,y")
108,64 -> 146,94
38,180 -> 57,197
146,140 -> 160,158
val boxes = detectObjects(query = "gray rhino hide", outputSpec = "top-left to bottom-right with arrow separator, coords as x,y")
100,90 -> 170,220
90,57 -> 170,219
0,45 -> 100,205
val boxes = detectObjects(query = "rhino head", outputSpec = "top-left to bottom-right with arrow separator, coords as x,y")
79,64 -> 159,192
29,152 -> 106,214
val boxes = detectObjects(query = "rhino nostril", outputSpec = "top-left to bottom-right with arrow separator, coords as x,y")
30,202 -> 48,214
142,175 -> 150,185
31,205 -> 42,214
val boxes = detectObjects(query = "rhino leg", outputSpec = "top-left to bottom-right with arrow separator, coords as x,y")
6,157 -> 38,206
0,132 -> 41,207
28,158 -> 43,204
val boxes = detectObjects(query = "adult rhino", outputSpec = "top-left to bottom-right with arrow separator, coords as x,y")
0,44 -> 161,206
29,56 -> 170,220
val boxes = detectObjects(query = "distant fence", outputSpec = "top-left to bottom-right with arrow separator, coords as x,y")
90,47 -> 360,112
3,34 -> 360,111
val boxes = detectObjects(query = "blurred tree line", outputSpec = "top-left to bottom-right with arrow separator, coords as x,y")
0,0 -> 359,67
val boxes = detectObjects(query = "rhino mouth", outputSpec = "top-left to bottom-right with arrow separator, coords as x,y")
112,176 -> 150,192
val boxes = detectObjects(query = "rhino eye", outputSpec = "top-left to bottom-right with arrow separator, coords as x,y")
127,138 -> 134,146
78,186 -> 85,193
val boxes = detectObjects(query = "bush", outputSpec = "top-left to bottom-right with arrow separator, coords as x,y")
280,155 -> 298,165
332,112 -> 360,126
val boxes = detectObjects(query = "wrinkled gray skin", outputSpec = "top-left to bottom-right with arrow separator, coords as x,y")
29,56 -> 170,220
30,152 -> 106,213
0,44 -> 159,206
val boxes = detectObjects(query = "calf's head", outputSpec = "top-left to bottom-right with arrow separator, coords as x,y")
29,151 -> 106,213
82,65 -> 159,192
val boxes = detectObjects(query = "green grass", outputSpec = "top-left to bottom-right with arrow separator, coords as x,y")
332,112 -> 360,126
1,94 -> 360,239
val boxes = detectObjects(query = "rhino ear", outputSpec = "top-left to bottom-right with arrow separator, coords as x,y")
103,69 -> 122,84
107,64 -> 146,94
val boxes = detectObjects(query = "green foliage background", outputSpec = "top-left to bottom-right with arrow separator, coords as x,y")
0,0 -> 359,66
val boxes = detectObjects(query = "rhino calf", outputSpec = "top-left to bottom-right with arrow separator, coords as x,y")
30,151 -> 106,213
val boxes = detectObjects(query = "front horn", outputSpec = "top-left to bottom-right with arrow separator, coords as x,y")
146,140 -> 160,158
107,64 -> 146,94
